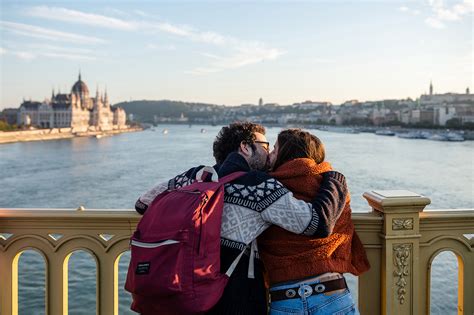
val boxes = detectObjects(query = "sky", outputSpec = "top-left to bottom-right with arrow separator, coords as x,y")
0,0 -> 472,109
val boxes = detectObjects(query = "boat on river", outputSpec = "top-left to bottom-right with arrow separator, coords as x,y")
375,129 -> 396,136
321,126 -> 360,134
426,132 -> 465,142
397,131 -> 425,139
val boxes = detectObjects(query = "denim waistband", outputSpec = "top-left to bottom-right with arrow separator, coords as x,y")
270,273 -> 344,292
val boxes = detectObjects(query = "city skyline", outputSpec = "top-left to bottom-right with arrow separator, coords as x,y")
0,0 -> 473,110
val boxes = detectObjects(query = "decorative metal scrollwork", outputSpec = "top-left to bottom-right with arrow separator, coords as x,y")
393,243 -> 412,304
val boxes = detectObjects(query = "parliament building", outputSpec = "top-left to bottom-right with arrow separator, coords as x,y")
18,73 -> 127,132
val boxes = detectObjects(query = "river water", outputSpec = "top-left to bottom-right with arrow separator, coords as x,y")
1,124 -> 473,314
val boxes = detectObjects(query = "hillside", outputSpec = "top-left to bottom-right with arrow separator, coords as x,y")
112,100 -> 224,122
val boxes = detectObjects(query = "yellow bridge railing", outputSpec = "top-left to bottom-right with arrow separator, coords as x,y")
1,190 -> 473,314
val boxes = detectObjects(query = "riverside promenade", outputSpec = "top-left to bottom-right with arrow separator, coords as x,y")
0,190 -> 473,314
0,127 -> 143,144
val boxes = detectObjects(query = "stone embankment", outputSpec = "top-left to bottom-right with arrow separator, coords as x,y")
0,127 -> 143,144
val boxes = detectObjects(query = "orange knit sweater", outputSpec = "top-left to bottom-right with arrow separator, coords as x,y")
258,158 -> 370,285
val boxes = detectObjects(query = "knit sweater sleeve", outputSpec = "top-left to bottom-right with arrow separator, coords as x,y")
134,167 -> 199,214
306,171 -> 348,237
260,171 -> 348,237
259,180 -> 315,235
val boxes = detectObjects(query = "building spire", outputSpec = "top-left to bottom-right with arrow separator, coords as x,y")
78,69 -> 82,81
104,86 -> 108,104
429,80 -> 433,95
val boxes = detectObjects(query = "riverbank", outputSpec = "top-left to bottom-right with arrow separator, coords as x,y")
0,126 -> 143,144
144,122 -> 474,141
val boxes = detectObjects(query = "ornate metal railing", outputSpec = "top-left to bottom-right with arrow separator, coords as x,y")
1,190 -> 473,315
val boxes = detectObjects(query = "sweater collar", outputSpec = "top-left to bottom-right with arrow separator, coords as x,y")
218,152 -> 251,177
270,158 -> 332,180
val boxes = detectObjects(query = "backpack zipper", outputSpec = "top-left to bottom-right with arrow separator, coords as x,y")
177,189 -> 201,194
131,239 -> 179,248
197,194 -> 209,255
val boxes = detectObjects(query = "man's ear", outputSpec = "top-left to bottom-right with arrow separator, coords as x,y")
239,141 -> 252,157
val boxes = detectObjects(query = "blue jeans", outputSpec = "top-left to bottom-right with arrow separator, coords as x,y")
269,276 -> 359,315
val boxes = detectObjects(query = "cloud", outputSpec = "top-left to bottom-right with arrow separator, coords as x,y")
26,6 -> 136,30
14,51 -> 36,61
11,50 -> 96,61
189,44 -> 285,75
425,0 -> 473,28
425,17 -> 446,28
28,44 -> 95,55
25,6 -> 192,37
401,0 -> 472,28
399,6 -> 421,15
21,6 -> 285,73
133,10 -> 149,17
2,43 -> 99,61
195,31 -> 227,45
41,52 -> 96,61
313,58 -> 335,64
199,52 -> 225,60
0,21 -> 105,44
106,8 -> 130,17
152,24 -> 286,74
146,43 -> 176,51
159,23 -> 191,36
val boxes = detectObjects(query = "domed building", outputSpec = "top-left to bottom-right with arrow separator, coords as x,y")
18,73 -> 127,131
71,74 -> 90,98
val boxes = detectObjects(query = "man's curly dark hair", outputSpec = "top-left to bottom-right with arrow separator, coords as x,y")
213,122 -> 266,164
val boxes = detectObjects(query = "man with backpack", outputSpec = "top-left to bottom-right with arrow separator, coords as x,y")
131,122 -> 348,314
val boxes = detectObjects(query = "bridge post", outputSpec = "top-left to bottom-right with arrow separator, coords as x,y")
363,190 -> 430,315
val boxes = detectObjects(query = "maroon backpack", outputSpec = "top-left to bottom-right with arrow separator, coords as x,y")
125,170 -> 246,315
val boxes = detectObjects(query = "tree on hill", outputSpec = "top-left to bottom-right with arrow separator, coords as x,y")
112,100 -> 224,122
0,121 -> 18,131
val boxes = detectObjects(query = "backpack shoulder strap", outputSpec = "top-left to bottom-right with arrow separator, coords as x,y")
224,239 -> 258,278
224,244 -> 248,277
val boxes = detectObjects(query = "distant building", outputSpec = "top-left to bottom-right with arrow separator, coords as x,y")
399,109 -> 411,125
371,103 -> 391,125
435,106 -> 456,126
177,113 -> 189,122
258,98 -> 263,106
420,82 -> 474,106
293,101 -> 331,110
17,73 -> 127,131
411,108 -> 434,125
341,100 -> 359,106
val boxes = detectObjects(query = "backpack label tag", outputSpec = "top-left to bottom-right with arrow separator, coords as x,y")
136,262 -> 151,275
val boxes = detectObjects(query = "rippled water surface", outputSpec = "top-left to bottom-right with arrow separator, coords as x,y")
1,125 -> 473,314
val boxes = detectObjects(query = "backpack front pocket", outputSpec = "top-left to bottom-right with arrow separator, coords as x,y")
126,231 -> 188,297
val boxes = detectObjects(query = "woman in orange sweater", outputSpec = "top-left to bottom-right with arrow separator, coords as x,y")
258,129 -> 370,315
